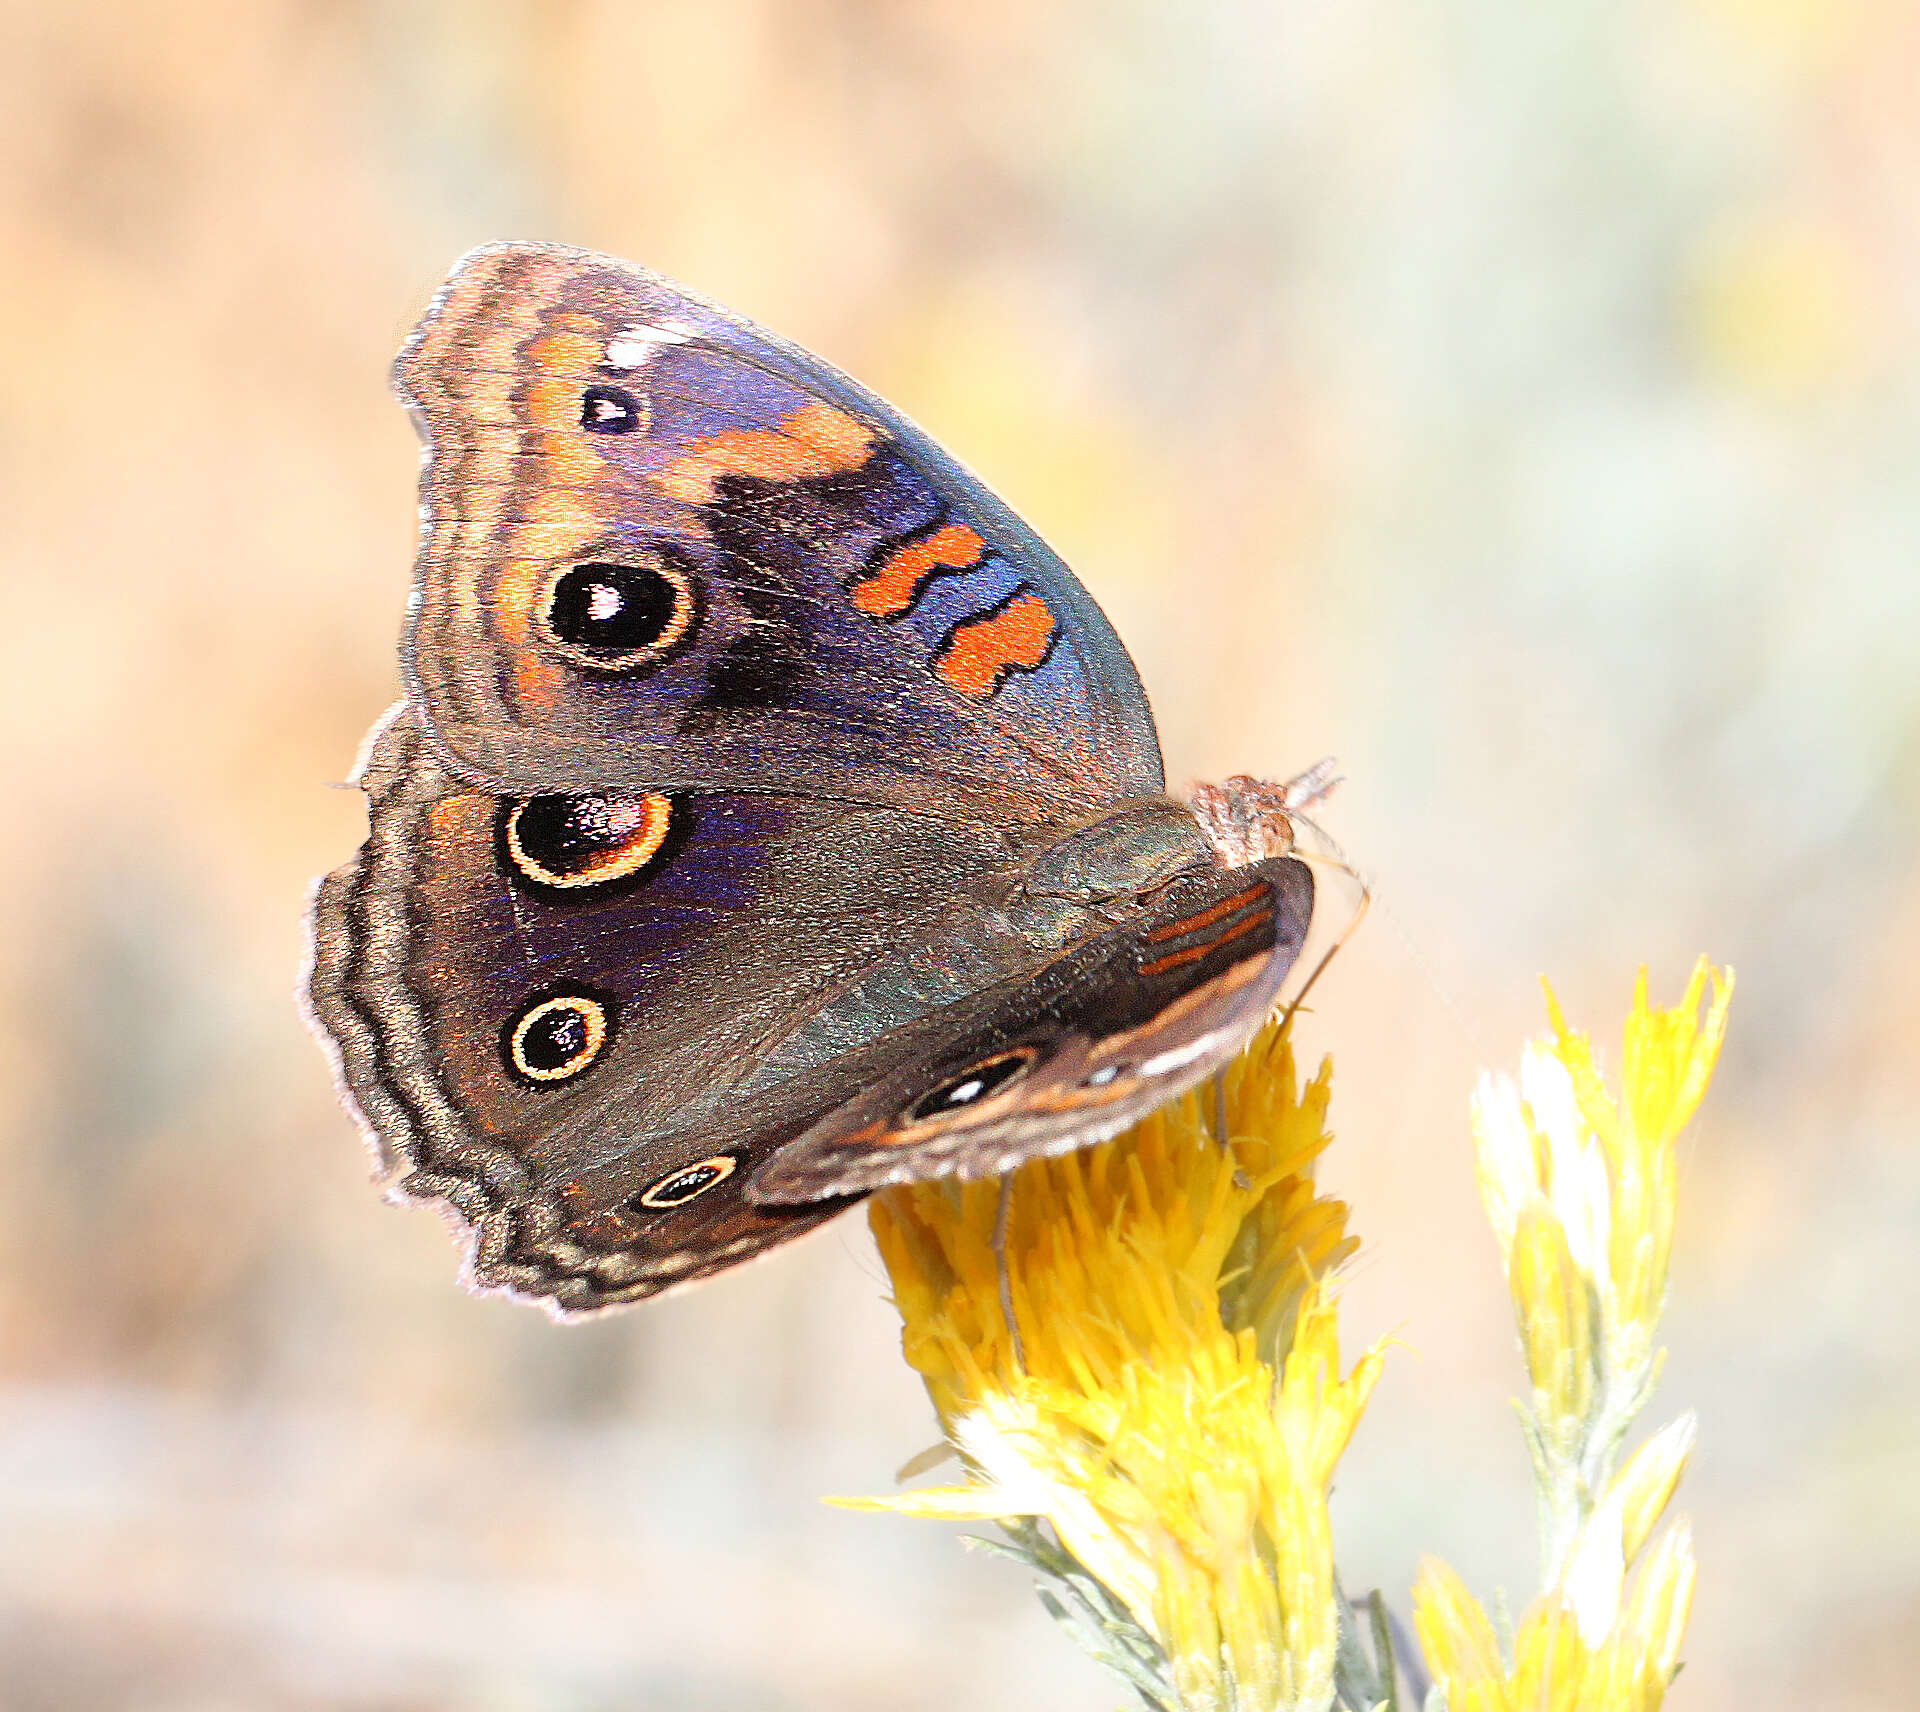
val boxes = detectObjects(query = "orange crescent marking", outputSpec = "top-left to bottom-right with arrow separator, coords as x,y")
513,656 -> 565,714
425,794 -> 493,842
527,376 -> 585,433
656,401 -> 875,504
934,589 -> 1057,698
500,492 -> 606,638
525,332 -> 611,438
528,330 -> 605,375
1137,907 -> 1274,977
850,522 -> 985,618
543,432 -> 604,484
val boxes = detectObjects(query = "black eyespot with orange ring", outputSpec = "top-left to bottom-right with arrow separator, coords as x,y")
502,989 -> 618,1085
536,549 -> 702,674
907,1046 -> 1040,1123
497,790 -> 687,902
634,1154 -> 739,1210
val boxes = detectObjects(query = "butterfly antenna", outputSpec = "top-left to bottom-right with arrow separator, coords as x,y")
993,1174 -> 1027,1371
1278,876 -> 1371,1029
1283,806 -> 1486,1060
1276,811 -> 1373,1030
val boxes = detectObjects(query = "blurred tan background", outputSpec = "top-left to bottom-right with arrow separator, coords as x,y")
1,1 -> 1915,1707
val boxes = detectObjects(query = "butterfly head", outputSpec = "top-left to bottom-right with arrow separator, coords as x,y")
1188,762 -> 1344,868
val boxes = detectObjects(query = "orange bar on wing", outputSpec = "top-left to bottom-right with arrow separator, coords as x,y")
1143,882 -> 1270,945
851,522 -> 985,617
1137,907 -> 1273,976
657,402 -> 876,503
934,589 -> 1057,698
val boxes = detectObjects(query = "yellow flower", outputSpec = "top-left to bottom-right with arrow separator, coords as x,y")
1416,960 -> 1730,1712
1413,1515 -> 1696,1712
839,1023 -> 1385,1712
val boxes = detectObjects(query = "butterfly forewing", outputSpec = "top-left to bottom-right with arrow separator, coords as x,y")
397,242 -> 1163,827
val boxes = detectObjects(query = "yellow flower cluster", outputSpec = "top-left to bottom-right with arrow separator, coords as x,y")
843,959 -> 1731,1712
1414,959 -> 1733,1712
843,1025 -> 1383,1712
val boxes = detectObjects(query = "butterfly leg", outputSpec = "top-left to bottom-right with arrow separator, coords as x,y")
993,1174 -> 1027,1371
1212,1069 -> 1230,1148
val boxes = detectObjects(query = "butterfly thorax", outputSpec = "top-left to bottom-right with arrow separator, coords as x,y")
753,799 -> 1214,1087
1017,798 -> 1215,904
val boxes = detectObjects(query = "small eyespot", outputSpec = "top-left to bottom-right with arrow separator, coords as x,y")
635,1154 -> 738,1210
1086,1064 -> 1123,1087
539,557 -> 699,672
504,992 -> 614,1083
502,791 -> 676,895
908,1047 -> 1039,1123
581,383 -> 643,434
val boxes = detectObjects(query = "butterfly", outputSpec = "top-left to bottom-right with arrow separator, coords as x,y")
306,242 -> 1319,1316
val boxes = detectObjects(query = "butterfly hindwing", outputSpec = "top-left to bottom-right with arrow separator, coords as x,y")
397,242 -> 1163,826
307,707 -> 1036,1312
748,858 -> 1315,1204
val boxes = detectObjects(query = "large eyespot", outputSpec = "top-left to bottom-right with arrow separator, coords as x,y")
635,1154 -> 738,1210
501,791 -> 677,898
503,991 -> 615,1084
907,1047 -> 1040,1123
538,557 -> 700,672
580,383 -> 643,434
